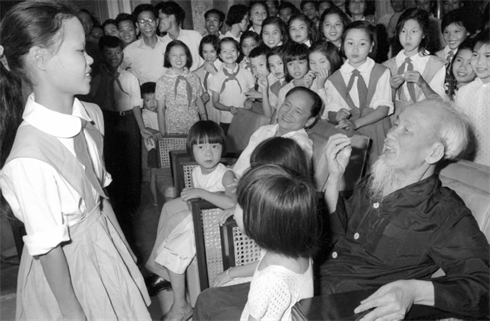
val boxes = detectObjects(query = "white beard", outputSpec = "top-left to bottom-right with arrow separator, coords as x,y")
368,158 -> 403,203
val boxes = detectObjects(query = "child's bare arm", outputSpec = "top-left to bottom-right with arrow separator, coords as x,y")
196,96 -> 208,120
213,261 -> 259,287
132,106 -> 152,139
180,171 -> 237,209
39,246 -> 86,320
212,91 -> 234,112
404,71 -> 438,98
157,99 -> 166,135
337,106 -> 389,131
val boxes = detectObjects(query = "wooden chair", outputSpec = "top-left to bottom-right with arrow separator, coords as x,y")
157,134 -> 188,168
190,199 -> 262,291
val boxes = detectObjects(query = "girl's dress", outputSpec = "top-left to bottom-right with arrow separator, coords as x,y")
146,163 -> 232,277
240,255 -> 313,321
383,50 -> 446,120
0,96 -> 151,320
155,69 -> 203,134
455,78 -> 490,166
324,58 -> 393,168
194,60 -> 223,124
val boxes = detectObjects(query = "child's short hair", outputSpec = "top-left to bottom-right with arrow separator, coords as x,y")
155,1 -> 185,26
186,121 -> 226,157
300,0 -> 317,11
309,40 -> 343,74
342,20 -> 377,59
286,86 -> 322,119
204,8 -> 225,23
249,44 -> 270,59
395,8 -> 430,54
226,4 -> 249,27
240,30 -> 260,47
266,45 -> 286,72
164,40 -> 193,69
260,16 -> 290,46
132,3 -> 157,20
237,164 -> 319,258
289,13 -> 319,43
98,35 -> 124,52
250,137 -> 309,177
140,82 -> 156,96
199,35 -> 220,59
102,19 -> 117,31
115,13 -> 136,27
441,7 -> 479,36
284,43 -> 310,82
473,27 -> 490,49
219,37 -> 240,55
319,7 -> 351,35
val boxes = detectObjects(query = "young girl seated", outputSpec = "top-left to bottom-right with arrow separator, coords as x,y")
324,21 -> 393,168
235,164 -> 319,320
145,121 -> 236,320
455,29 -> 490,166
215,137 -> 311,286
383,8 -> 447,120
276,43 -> 315,117
445,39 -> 476,100
261,16 -> 290,49
288,13 -> 318,47
309,40 -> 343,106
195,35 -> 223,124
319,7 -> 351,50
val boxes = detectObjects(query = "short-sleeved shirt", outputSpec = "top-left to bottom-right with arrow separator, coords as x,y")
209,64 -> 255,123
114,67 -> 143,112
121,37 -> 168,83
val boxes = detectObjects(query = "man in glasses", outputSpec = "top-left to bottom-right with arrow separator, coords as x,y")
121,4 -> 167,83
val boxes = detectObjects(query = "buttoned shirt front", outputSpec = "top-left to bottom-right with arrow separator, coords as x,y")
122,36 -> 168,83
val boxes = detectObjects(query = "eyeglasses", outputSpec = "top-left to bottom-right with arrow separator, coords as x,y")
138,18 -> 155,25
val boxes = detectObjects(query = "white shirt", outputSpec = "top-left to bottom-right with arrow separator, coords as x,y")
232,124 -> 313,177
209,64 -> 255,123
162,29 -> 204,72
323,58 -> 394,118
0,96 -> 111,256
114,67 -> 143,112
394,50 -> 447,100
455,78 -> 490,166
436,45 -> 458,62
122,36 -> 168,83
222,31 -> 240,42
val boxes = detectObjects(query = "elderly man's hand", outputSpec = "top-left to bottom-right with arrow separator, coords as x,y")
354,280 -> 422,321
324,134 -> 352,180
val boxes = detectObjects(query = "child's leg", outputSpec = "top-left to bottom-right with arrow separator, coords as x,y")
150,168 -> 158,206
164,269 -> 193,320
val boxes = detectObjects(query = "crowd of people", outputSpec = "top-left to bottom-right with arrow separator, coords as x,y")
0,0 -> 489,320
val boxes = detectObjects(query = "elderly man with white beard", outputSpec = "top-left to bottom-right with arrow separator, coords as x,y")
322,99 -> 489,320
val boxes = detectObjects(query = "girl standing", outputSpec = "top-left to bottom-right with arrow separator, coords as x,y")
319,7 -> 351,51
325,21 -> 393,168
0,2 -> 151,320
383,8 -> 447,120
236,164 -> 319,321
446,39 -> 476,100
455,30 -> 490,166
145,121 -> 236,320
156,40 -> 207,135
263,46 -> 288,118
276,43 -> 315,116
194,35 -> 223,124
309,40 -> 343,107
239,31 -> 260,71
288,13 -> 318,47
261,16 -> 290,49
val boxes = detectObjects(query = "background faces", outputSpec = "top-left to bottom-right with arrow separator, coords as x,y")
322,14 -> 344,44
262,23 -> 282,48
443,23 -> 468,50
286,58 -> 308,79
268,54 -> 285,79
250,4 -> 268,27
205,13 -> 222,35
138,10 -> 157,38
452,48 -> 475,84
241,37 -> 258,57
349,0 -> 367,16
202,43 -> 218,62
309,51 -> 331,74
289,19 -> 309,44
343,28 -> 373,67
471,42 -> 490,83
119,20 -> 137,45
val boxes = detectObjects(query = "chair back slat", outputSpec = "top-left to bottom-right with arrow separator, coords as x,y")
157,135 -> 187,168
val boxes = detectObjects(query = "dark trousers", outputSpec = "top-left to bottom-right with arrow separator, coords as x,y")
194,282 -> 250,320
102,109 -> 141,243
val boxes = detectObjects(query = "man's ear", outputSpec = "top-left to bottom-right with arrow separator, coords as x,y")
28,46 -> 50,70
304,116 -> 316,128
426,142 -> 444,164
